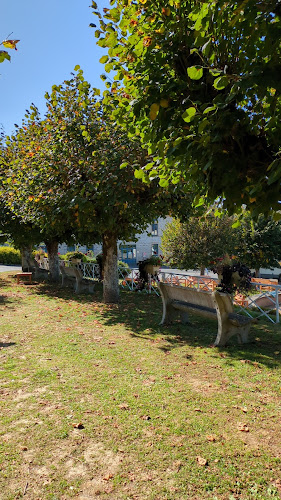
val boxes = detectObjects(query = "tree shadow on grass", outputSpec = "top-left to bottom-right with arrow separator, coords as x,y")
0,342 -> 16,348
29,280 -> 104,304
99,290 -> 281,369
15,281 -> 281,369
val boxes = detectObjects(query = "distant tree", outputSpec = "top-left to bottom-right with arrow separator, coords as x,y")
161,213 -> 237,275
236,214 -> 281,277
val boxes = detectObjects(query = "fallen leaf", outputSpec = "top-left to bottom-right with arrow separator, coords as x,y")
72,422 -> 84,429
103,473 -> 114,481
237,423 -> 249,432
206,434 -> 217,442
119,403 -> 130,410
196,456 -> 208,466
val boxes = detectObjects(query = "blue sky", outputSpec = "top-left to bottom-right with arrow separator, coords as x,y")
1,0 -> 110,136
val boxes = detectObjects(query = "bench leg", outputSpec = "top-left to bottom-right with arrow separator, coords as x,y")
214,321 -> 251,347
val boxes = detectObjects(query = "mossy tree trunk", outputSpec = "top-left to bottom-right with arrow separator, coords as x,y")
102,232 -> 119,304
46,240 -> 60,282
21,244 -> 33,272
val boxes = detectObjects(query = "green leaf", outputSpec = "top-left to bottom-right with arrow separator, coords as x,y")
273,212 -> 281,221
74,64 -> 81,71
202,39 -> 211,56
120,162 -> 128,169
203,106 -> 216,114
232,220 -> 241,228
182,107 -> 196,123
187,66 -> 203,80
159,178 -> 169,187
213,76 -> 229,90
0,50 -> 11,63
99,55 -> 109,64
134,169 -> 144,180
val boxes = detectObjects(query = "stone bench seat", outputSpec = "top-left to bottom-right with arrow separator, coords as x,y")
60,265 -> 94,294
158,282 -> 253,347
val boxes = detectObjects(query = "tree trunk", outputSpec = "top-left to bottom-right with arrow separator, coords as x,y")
21,244 -> 33,271
46,240 -> 60,282
102,232 -> 119,303
255,268 -> 260,278
200,265 -> 205,276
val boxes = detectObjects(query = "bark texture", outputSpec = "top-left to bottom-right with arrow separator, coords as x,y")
46,240 -> 60,282
21,245 -> 33,272
103,232 -> 119,303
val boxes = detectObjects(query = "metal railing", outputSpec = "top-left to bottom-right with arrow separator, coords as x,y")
40,260 -> 281,324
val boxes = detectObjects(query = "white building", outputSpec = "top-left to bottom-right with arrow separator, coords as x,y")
58,216 -> 171,267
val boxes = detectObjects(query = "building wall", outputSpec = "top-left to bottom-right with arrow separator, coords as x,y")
58,216 -> 172,264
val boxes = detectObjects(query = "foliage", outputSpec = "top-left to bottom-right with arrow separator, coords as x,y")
236,214 -> 281,273
143,254 -> 163,266
161,213 -> 237,272
118,260 -> 130,278
0,69 -> 191,301
0,202 -> 43,251
94,0 -> 281,215
0,245 -> 21,264
0,36 -> 19,64
64,250 -> 87,262
212,260 -> 252,295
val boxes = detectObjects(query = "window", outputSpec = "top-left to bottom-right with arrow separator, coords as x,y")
151,221 -> 158,236
151,244 -> 158,255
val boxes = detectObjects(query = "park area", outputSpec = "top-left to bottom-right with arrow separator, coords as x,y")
1,271 -> 281,500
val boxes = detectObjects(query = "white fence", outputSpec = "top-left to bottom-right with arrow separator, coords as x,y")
41,260 -> 281,324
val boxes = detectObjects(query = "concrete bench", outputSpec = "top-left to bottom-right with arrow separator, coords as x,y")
158,282 -> 253,347
60,265 -> 94,294
26,257 -> 49,280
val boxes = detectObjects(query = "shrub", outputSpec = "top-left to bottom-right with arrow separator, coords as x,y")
118,261 -> 130,278
0,246 -> 21,265
64,251 -> 87,262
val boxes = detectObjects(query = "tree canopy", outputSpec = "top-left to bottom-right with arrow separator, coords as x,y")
161,212 -> 237,274
1,70 -> 192,300
94,0 -> 281,216
236,214 -> 281,275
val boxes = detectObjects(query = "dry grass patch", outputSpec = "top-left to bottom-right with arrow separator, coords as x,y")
0,272 -> 281,499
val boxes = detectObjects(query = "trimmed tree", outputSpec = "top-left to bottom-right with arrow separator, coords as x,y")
1,70 -> 191,301
236,214 -> 281,277
161,213 -> 237,274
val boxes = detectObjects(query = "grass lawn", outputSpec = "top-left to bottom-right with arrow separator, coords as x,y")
0,272 -> 281,500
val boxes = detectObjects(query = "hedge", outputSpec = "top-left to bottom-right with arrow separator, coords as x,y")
0,246 -> 21,265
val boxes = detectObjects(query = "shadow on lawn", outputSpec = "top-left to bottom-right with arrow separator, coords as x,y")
0,342 -> 16,348
24,281 -> 281,369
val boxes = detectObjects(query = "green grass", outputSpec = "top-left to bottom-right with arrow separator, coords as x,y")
0,272 -> 281,499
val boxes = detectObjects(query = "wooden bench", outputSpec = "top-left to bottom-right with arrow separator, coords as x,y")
16,272 -> 32,285
158,282 -> 253,347
60,265 -> 94,294
251,277 -> 278,291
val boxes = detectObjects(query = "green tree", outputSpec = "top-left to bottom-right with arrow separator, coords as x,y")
1,70 -> 190,301
236,214 -> 281,277
161,213 -> 237,274
94,0 -> 281,215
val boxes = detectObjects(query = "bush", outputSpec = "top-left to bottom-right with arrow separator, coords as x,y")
0,246 -> 21,265
118,261 -> 130,278
63,251 -> 87,262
